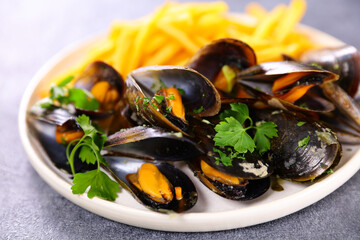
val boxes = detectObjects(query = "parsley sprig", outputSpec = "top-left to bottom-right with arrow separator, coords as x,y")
213,103 -> 278,166
40,75 -> 100,111
66,115 -> 120,201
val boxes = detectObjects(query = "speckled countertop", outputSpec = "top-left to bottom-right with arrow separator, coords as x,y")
1,0 -> 360,239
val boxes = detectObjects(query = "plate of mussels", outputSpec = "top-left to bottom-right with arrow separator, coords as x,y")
19,22 -> 360,232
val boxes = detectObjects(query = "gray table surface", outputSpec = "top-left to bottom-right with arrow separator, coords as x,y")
1,0 -> 360,239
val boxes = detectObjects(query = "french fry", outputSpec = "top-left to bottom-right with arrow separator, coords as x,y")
245,2 -> 268,20
274,0 -> 307,43
48,0 -> 318,85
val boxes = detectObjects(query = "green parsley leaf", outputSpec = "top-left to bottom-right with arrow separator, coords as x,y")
68,88 -> 99,111
193,106 -> 204,114
79,144 -> 97,165
143,97 -> 151,105
297,121 -> 306,126
72,170 -> 120,201
212,103 -> 278,165
254,121 -> 278,155
66,114 -> 120,202
297,136 -> 310,149
299,102 -> 308,109
166,106 -> 173,113
214,117 -> 255,153
57,75 -> 74,87
326,168 -> 334,174
39,98 -> 54,109
135,96 -> 140,111
43,76 -> 99,111
154,94 -> 165,103
213,148 -> 233,166
76,115 -> 98,138
177,88 -> 185,95
166,95 -> 175,100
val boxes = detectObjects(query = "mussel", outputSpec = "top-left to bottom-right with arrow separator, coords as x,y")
188,157 -> 270,200
187,38 -> 257,93
74,61 -> 133,134
28,107 -> 95,173
238,61 -> 339,103
252,108 -> 342,182
184,101 -> 272,200
300,45 -> 360,98
104,126 -> 203,161
103,157 -> 197,212
125,66 -> 221,134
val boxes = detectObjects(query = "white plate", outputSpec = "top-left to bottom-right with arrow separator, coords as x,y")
19,23 -> 360,232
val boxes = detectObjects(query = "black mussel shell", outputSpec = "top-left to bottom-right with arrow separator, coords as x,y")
29,106 -> 76,126
74,61 -> 124,96
238,61 -> 338,97
300,45 -> 360,98
103,157 -> 198,213
126,66 -> 221,134
104,126 -> 203,161
187,38 -> 257,82
237,81 -> 335,113
74,61 -> 131,134
321,82 -> 360,131
188,157 -> 270,200
27,116 -> 95,174
253,108 -> 342,182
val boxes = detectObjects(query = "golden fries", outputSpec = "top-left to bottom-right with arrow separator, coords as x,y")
51,0 -> 319,84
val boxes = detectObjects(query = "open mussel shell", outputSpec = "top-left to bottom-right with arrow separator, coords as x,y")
320,81 -> 360,131
319,110 -> 360,144
238,61 -> 338,97
74,61 -> 132,134
237,81 -> 335,113
234,61 -> 338,113
187,38 -> 257,82
27,114 -> 95,174
188,114 -> 273,179
74,61 -> 125,97
104,126 -> 203,161
253,108 -> 342,182
103,157 -> 197,213
300,45 -> 360,98
126,66 -> 221,134
188,157 -> 270,200
29,106 -> 76,126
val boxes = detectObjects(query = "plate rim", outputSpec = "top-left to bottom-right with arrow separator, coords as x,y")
18,23 -> 360,232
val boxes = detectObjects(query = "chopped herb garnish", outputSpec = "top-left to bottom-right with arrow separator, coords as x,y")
166,106 -> 173,113
177,88 -> 185,95
135,96 -> 140,111
40,75 -> 100,111
326,168 -> 334,174
67,115 -> 120,201
221,65 -> 236,92
296,136 -> 310,149
297,121 -> 306,126
166,95 -> 175,100
213,103 -> 278,166
154,94 -> 165,103
299,102 -> 308,109
310,63 -> 323,69
193,106 -> 204,114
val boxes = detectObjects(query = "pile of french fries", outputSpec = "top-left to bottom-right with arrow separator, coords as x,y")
53,0 -> 318,85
